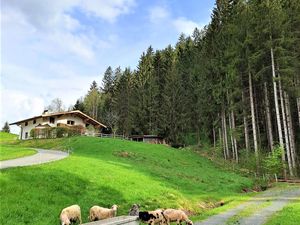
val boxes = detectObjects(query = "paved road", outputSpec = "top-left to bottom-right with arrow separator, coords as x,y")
195,186 -> 300,225
0,149 -> 69,169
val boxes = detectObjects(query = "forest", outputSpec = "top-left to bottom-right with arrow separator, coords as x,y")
71,0 -> 299,177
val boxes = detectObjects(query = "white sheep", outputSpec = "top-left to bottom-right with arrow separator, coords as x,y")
60,204 -> 82,225
89,204 -> 118,221
163,209 -> 193,225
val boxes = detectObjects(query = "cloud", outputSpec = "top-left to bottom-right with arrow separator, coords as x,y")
173,17 -> 202,35
81,0 -> 136,23
149,6 -> 169,23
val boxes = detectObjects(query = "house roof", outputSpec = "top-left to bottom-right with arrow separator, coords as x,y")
9,110 -> 107,128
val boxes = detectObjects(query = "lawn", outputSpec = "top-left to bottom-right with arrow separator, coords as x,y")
0,133 -> 36,160
0,134 -> 253,225
0,145 -> 36,161
265,198 -> 300,225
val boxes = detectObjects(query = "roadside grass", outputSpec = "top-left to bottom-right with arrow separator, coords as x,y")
0,135 -> 253,225
226,201 -> 271,225
0,145 -> 36,161
264,196 -> 300,225
0,133 -> 36,160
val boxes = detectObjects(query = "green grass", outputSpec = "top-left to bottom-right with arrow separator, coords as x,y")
0,133 -> 36,160
0,145 -> 36,161
264,198 -> 300,225
0,134 -> 253,225
0,132 -> 18,143
226,201 -> 271,225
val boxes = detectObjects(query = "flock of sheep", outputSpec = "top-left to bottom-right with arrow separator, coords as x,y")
59,203 -> 193,225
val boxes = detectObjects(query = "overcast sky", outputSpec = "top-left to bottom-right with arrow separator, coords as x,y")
1,0 -> 215,134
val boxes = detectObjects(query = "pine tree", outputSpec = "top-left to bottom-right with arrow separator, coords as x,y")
1,122 -> 10,133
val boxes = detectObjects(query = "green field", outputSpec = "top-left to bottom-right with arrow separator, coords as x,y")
265,199 -> 300,225
0,133 -> 36,160
0,134 -> 253,224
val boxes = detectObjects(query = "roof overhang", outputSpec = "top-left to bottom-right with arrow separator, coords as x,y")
9,110 -> 107,128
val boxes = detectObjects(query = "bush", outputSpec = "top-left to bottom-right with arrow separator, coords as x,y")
262,145 -> 283,176
30,126 -> 84,139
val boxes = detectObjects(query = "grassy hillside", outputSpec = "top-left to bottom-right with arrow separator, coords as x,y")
0,132 -> 36,160
0,136 -> 253,224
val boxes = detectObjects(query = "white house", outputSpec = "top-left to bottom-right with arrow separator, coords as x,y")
10,110 -> 106,140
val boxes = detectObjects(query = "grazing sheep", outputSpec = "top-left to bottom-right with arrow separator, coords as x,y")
139,209 -> 166,225
60,204 -> 82,225
163,209 -> 193,225
128,204 -> 140,216
89,205 -> 118,221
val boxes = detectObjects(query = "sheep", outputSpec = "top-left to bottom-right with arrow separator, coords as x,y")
163,209 -> 193,225
60,204 -> 82,225
89,204 -> 118,221
139,209 -> 166,225
128,204 -> 140,216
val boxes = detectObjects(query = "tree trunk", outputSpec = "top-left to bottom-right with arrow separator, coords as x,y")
231,111 -> 238,162
213,127 -> 216,149
264,82 -> 274,151
242,91 -> 250,152
279,79 -> 293,177
228,113 -> 235,160
221,113 -> 227,160
222,110 -> 229,159
285,92 -> 297,176
271,48 -> 284,147
297,97 -> 300,127
249,71 -> 258,157
271,47 -> 285,177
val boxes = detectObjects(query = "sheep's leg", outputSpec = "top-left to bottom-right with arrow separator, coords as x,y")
79,215 -> 82,224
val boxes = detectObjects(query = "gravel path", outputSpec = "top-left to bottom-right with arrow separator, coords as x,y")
195,185 -> 300,225
0,149 -> 69,169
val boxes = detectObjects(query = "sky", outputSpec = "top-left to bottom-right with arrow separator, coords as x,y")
1,0 -> 215,134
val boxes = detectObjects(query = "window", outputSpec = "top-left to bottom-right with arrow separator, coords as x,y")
33,119 -> 36,124
49,117 -> 55,124
67,120 -> 75,125
25,132 -> 28,139
86,123 -> 90,127
25,122 -> 28,126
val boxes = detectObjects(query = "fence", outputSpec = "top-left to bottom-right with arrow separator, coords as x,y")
83,133 -> 128,140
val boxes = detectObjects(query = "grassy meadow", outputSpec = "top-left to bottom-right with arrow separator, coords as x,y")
0,132 -> 36,161
0,133 -> 254,224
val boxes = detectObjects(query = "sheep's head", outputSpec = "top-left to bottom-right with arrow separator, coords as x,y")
187,220 -> 193,225
112,204 -> 118,210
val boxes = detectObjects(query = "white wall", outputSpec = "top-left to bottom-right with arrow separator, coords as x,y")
19,114 -> 95,140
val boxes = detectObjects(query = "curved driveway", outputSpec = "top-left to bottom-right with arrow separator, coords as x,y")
0,149 -> 69,170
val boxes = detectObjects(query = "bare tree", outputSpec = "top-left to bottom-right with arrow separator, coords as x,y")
47,98 -> 65,112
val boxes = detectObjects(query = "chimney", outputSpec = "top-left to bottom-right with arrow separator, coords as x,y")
42,109 -> 49,115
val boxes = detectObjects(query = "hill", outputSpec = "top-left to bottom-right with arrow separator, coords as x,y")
0,135 -> 253,224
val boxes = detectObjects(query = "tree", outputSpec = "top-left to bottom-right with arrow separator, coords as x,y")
73,98 -> 85,112
84,81 -> 101,119
47,98 -> 65,112
1,122 -> 10,133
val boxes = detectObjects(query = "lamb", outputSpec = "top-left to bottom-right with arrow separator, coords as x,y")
89,204 -> 118,221
128,204 -> 140,216
163,209 -> 193,225
60,204 -> 82,225
139,209 -> 166,225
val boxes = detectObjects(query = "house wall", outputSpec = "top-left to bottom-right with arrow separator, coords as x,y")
19,114 -> 97,140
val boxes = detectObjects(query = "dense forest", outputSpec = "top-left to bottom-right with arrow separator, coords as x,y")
72,0 -> 300,177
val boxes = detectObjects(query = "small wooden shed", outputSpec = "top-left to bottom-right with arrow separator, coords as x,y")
129,135 -> 165,144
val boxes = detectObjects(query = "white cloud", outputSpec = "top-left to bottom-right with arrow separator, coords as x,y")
81,0 -> 136,23
173,17 -> 202,35
149,6 -> 169,23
